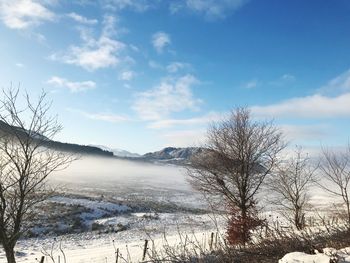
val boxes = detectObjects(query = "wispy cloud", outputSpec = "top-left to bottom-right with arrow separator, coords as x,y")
251,92 -> 350,119
47,76 -> 96,93
102,0 -> 153,12
148,60 -> 163,69
320,69 -> 350,95
280,124 -> 329,141
66,12 -> 98,25
170,0 -> 249,19
242,74 -> 295,89
118,70 -> 135,81
133,74 -> 201,121
15,63 -> 25,68
243,79 -> 258,89
269,73 -> 296,86
166,62 -> 191,73
0,0 -> 55,29
152,31 -> 171,53
148,112 -> 222,129
67,108 -> 128,123
161,129 -> 206,147
50,15 -> 126,71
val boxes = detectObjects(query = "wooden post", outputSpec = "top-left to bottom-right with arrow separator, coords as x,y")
115,248 -> 119,263
142,239 -> 149,261
58,255 -> 60,263
40,256 -> 45,263
209,232 -> 214,251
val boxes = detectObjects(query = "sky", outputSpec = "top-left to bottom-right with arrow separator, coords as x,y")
0,0 -> 349,154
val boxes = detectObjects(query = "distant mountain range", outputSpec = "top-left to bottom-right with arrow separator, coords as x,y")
91,145 -> 141,158
0,120 -> 202,163
141,147 -> 203,163
92,145 -> 202,164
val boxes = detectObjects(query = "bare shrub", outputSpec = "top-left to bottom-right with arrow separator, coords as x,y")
145,224 -> 350,263
226,205 -> 265,246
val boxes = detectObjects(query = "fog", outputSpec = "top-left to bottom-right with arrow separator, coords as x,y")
49,156 -> 202,208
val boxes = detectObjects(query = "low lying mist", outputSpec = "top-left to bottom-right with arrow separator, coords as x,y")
48,156 -> 203,209
51,156 -> 191,189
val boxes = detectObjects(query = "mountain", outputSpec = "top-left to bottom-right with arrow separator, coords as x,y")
0,120 -> 202,162
92,145 -> 140,158
0,120 -> 113,157
140,147 -> 203,164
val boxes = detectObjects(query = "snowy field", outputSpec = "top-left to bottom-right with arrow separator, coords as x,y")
0,156 -> 346,262
0,157 -> 222,263
50,157 -> 205,209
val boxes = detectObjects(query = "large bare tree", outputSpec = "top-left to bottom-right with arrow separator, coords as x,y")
0,89 -> 75,263
188,108 -> 285,243
319,145 -> 350,228
268,147 -> 316,230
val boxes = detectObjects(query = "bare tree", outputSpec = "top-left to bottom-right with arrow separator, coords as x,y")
268,147 -> 316,230
0,88 -> 75,263
319,145 -> 350,228
188,108 -> 285,243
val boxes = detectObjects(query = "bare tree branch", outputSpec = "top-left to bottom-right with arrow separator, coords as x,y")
187,108 -> 286,243
0,87 -> 76,263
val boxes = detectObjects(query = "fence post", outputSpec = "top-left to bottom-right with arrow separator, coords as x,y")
209,232 -> 214,251
142,239 -> 149,261
58,255 -> 60,263
115,248 -> 119,263
39,256 -> 45,263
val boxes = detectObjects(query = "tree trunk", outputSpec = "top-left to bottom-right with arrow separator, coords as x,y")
295,209 -> 301,230
346,200 -> 350,230
4,244 -> 16,263
241,207 -> 248,245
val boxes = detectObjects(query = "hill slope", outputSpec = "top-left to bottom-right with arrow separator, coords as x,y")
0,120 -> 113,157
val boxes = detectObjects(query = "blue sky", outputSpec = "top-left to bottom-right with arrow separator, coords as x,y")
0,0 -> 350,154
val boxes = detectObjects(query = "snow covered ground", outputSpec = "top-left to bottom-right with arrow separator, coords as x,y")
0,157 -> 222,263
0,156 -> 347,262
3,211 -> 222,263
280,247 -> 350,263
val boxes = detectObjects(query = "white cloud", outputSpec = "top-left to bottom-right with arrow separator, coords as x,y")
269,73 -> 296,86
102,0 -> 153,12
243,79 -> 258,89
280,124 -> 329,141
119,70 -> 135,81
0,0 -> 55,29
251,92 -> 350,119
47,76 -> 96,93
67,108 -> 128,123
320,69 -> 350,94
166,62 -> 191,73
50,15 -> 126,71
152,31 -> 171,53
67,12 -> 98,25
148,112 -> 222,129
133,74 -> 201,120
15,63 -> 25,68
281,74 -> 295,81
170,0 -> 248,19
161,129 -> 206,147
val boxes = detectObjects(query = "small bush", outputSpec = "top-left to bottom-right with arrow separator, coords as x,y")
91,222 -> 104,231
226,206 -> 265,246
